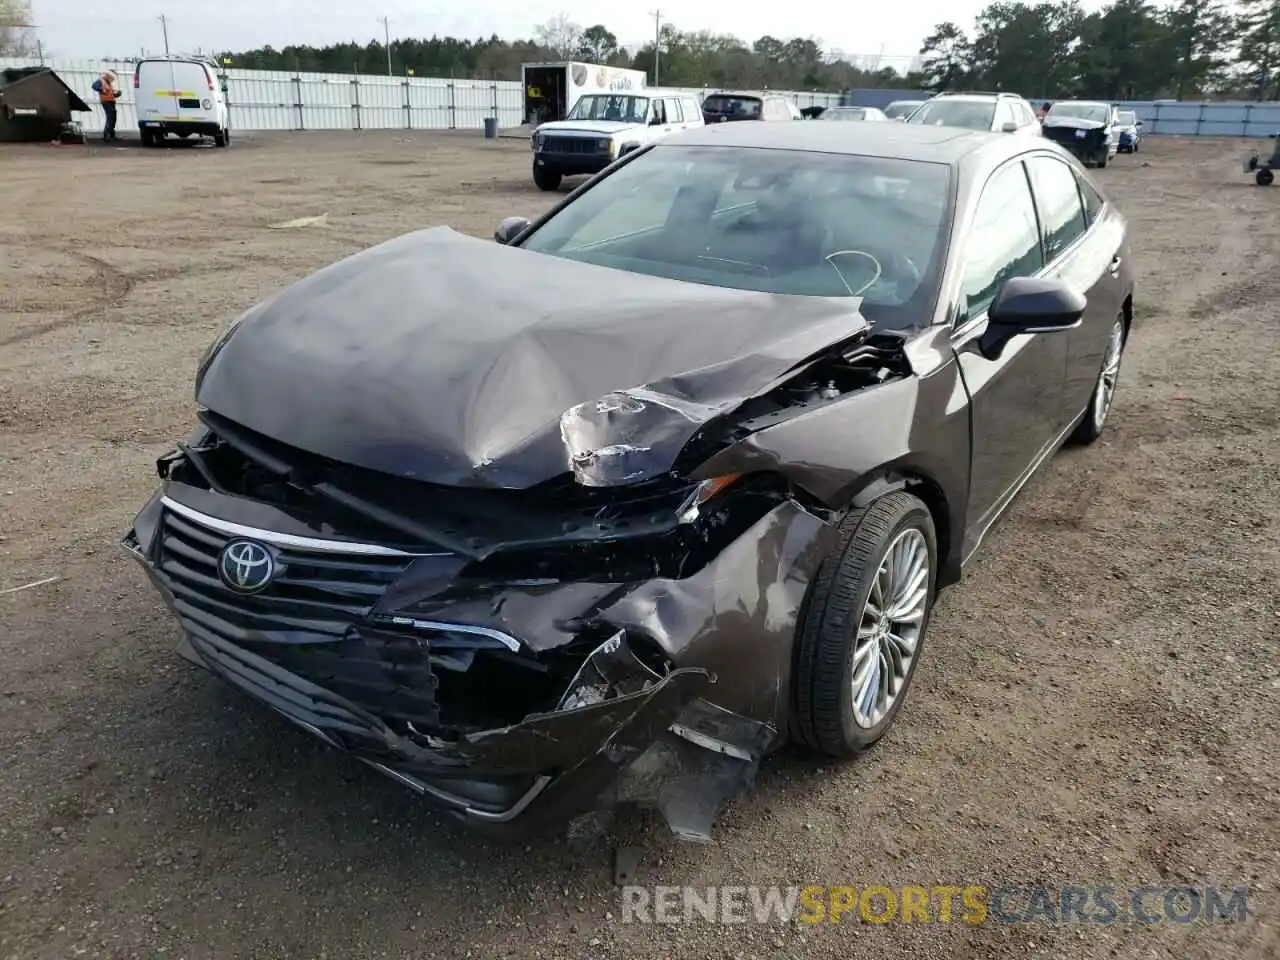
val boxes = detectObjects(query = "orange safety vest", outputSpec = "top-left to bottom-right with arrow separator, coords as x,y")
99,81 -> 117,103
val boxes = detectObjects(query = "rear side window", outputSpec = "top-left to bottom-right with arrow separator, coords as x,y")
664,97 -> 683,122
703,95 -> 762,119
683,97 -> 701,121
1025,155 -> 1087,260
959,161 -> 1045,320
1077,174 -> 1105,226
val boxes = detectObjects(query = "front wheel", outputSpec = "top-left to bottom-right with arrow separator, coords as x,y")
1257,168 -> 1274,186
1070,315 -> 1126,445
1096,150 -> 1108,168
791,491 -> 937,758
533,165 -> 561,192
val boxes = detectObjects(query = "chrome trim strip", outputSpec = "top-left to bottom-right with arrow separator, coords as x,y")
464,775 -> 553,822
160,496 -> 445,557
669,723 -> 754,762
377,616 -> 522,653
359,759 -> 552,824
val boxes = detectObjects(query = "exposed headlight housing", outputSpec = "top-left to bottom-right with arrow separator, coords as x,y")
676,474 -> 742,523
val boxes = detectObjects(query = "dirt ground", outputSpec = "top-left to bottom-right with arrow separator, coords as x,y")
0,130 -> 1277,960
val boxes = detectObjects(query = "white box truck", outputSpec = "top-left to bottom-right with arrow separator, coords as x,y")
521,62 -> 647,125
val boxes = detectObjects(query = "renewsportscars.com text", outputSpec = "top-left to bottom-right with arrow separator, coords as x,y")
620,884 -> 1250,925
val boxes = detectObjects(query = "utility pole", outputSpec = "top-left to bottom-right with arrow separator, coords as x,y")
379,16 -> 392,76
158,14 -> 170,55
649,9 -> 662,86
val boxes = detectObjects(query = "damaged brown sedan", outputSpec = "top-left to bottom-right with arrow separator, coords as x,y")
123,122 -> 1135,841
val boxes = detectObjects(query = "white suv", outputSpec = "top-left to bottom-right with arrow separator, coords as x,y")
531,91 -> 705,191
904,92 -> 1042,136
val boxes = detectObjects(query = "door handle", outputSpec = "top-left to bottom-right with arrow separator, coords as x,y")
1108,255 -> 1122,275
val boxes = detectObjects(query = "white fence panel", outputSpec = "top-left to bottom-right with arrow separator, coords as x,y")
11,57 -> 1280,137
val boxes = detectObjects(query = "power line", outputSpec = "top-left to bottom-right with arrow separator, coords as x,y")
158,13 -> 170,55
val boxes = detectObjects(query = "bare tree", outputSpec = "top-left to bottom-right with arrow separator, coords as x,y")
0,0 -> 37,56
533,14 -> 583,60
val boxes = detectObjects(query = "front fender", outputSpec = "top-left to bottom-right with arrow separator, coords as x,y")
692,364 -> 970,577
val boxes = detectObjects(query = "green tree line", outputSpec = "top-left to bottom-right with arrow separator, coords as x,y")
921,0 -> 1280,100
211,1 -> 1280,100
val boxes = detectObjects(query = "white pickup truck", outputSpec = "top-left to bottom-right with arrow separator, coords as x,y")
530,91 -> 705,191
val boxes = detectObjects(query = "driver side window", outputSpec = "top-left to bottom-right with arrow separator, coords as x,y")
958,161 -> 1045,321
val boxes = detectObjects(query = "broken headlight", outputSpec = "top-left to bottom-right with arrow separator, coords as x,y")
559,389 -> 724,488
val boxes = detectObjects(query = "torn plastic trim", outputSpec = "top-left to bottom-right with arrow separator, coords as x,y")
557,629 -> 666,710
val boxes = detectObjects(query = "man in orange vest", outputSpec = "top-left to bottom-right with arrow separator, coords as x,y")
96,71 -> 119,142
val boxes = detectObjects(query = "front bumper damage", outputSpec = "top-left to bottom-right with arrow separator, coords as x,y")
123,479 -> 834,841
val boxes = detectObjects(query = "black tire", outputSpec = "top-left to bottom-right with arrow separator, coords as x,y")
1096,150 -> 1108,169
791,491 -> 938,758
140,131 -> 153,147
1069,314 -> 1126,446
533,166 -> 562,192
213,127 -> 228,148
1257,168 -> 1274,187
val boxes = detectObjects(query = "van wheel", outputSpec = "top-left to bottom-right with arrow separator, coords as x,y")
213,128 -> 229,148
140,131 -> 154,147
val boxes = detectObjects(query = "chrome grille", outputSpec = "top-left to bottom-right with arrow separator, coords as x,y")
542,136 -> 605,155
157,507 -> 414,642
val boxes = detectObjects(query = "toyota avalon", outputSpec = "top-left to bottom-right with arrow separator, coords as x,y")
123,122 -> 1135,842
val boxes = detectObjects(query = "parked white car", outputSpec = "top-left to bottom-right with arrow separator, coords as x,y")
531,91 -> 704,191
819,106 -> 890,122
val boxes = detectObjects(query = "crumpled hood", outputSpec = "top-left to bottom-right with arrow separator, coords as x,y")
197,226 -> 867,489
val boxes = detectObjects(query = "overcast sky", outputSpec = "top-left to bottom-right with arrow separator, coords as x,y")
31,0 -> 1107,67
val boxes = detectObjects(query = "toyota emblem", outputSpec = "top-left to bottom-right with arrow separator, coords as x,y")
217,539 -> 275,594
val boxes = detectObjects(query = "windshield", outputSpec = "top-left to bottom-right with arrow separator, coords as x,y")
1047,103 -> 1111,123
821,107 -> 869,121
1117,111 -> 1137,125
518,144 -> 952,327
884,100 -> 925,119
905,99 -> 996,131
702,95 -> 763,118
566,94 -> 650,123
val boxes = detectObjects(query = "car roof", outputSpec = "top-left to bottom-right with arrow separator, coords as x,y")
1052,100 -> 1111,108
705,90 -> 778,100
663,120 -> 1028,165
929,93 -> 1016,103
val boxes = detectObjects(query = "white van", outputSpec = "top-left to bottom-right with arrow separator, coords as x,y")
133,56 -> 230,147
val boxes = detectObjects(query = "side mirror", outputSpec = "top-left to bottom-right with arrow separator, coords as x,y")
494,216 -> 531,245
1001,121 -> 1019,133
1136,120 -> 1144,128
979,277 -> 1086,361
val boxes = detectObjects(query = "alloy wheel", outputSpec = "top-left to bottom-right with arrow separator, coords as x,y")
850,527 -> 931,729
1093,320 -> 1125,430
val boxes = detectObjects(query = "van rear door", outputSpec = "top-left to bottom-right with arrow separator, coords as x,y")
170,60 -> 213,123
138,59 -> 179,123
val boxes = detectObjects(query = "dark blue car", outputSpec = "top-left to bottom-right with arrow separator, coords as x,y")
1116,110 -> 1142,153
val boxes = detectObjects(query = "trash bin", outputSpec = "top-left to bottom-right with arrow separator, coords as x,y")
483,117 -> 498,139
